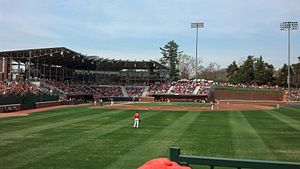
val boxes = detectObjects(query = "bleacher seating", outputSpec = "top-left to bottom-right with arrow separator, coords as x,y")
91,86 -> 123,97
0,81 -> 40,96
148,83 -> 171,94
37,79 -> 215,99
126,86 -> 144,97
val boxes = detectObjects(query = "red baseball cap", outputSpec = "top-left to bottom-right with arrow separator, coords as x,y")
138,158 -> 191,169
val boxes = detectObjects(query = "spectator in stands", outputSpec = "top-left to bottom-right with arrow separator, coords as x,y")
0,81 -> 40,96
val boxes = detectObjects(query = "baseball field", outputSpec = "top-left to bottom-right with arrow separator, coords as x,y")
0,102 -> 300,169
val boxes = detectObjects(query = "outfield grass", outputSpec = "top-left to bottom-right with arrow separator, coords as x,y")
127,102 -> 209,107
0,105 -> 300,169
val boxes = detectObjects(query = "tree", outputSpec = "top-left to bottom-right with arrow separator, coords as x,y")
264,63 -> 276,85
160,40 -> 182,80
238,55 -> 255,84
291,56 -> 300,87
277,63 -> 295,87
199,62 -> 221,81
253,56 -> 275,85
253,56 -> 265,85
217,68 -> 228,82
226,55 -> 275,85
226,61 -> 239,84
178,54 -> 203,79
178,54 -> 192,79
277,64 -> 288,87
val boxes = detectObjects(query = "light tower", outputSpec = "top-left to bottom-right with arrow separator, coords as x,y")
280,21 -> 298,99
191,22 -> 204,78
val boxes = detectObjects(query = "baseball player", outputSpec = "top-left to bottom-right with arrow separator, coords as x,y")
133,111 -> 140,128
210,101 -> 214,110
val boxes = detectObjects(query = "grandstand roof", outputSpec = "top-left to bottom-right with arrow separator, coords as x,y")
0,47 -> 94,70
0,47 -> 168,71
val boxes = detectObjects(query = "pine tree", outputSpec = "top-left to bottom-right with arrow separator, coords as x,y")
160,40 -> 182,80
226,61 -> 239,84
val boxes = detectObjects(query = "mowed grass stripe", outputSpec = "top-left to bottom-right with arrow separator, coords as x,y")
0,106 -> 91,124
127,102 -> 208,107
0,108 -> 121,142
243,110 -> 300,162
0,106 -> 100,132
230,111 -> 275,160
1,106 -> 300,169
265,110 -> 300,131
0,109 -> 126,158
4,110 -> 162,169
33,110 -> 186,169
105,111 -> 200,169
1,109 -> 129,168
278,106 -> 300,121
177,111 -> 234,158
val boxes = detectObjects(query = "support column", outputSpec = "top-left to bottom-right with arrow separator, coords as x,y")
18,61 -> 21,81
10,57 -> 13,81
28,51 -> 31,80
2,58 -> 4,73
49,64 -> 52,80
43,60 -> 46,79
36,59 -> 39,78
62,67 -> 65,81
55,65 -> 58,81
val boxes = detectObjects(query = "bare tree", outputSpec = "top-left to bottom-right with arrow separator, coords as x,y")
178,54 -> 203,79
199,62 -> 222,81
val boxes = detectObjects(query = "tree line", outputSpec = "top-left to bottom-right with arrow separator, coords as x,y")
159,40 -> 300,87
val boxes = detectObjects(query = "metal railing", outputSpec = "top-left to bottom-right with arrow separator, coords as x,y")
170,147 -> 300,169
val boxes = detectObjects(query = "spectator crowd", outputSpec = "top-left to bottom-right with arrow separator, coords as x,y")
0,81 -> 40,96
0,78 -> 214,99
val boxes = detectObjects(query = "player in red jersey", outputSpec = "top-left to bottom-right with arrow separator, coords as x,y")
133,111 -> 140,128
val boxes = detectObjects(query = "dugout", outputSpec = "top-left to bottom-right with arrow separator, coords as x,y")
67,94 -> 94,103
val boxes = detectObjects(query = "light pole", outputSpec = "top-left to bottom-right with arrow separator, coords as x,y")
191,22 -> 204,78
280,22 -> 298,99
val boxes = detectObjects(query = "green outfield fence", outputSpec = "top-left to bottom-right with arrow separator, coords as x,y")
0,94 -> 59,110
170,147 -> 300,169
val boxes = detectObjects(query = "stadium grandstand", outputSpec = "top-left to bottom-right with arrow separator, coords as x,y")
0,47 -> 215,110
0,47 -> 169,84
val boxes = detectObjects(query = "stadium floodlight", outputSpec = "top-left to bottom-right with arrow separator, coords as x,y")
191,22 -> 204,78
280,22 -> 299,99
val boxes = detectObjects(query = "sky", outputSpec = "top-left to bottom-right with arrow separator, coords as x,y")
0,0 -> 299,69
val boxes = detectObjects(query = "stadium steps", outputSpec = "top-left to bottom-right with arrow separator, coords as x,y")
40,81 -> 65,97
142,86 -> 149,97
193,86 -> 201,94
121,86 -> 129,97
167,86 -> 174,94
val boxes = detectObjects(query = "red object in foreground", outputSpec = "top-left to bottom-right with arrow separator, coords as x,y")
138,158 -> 191,169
